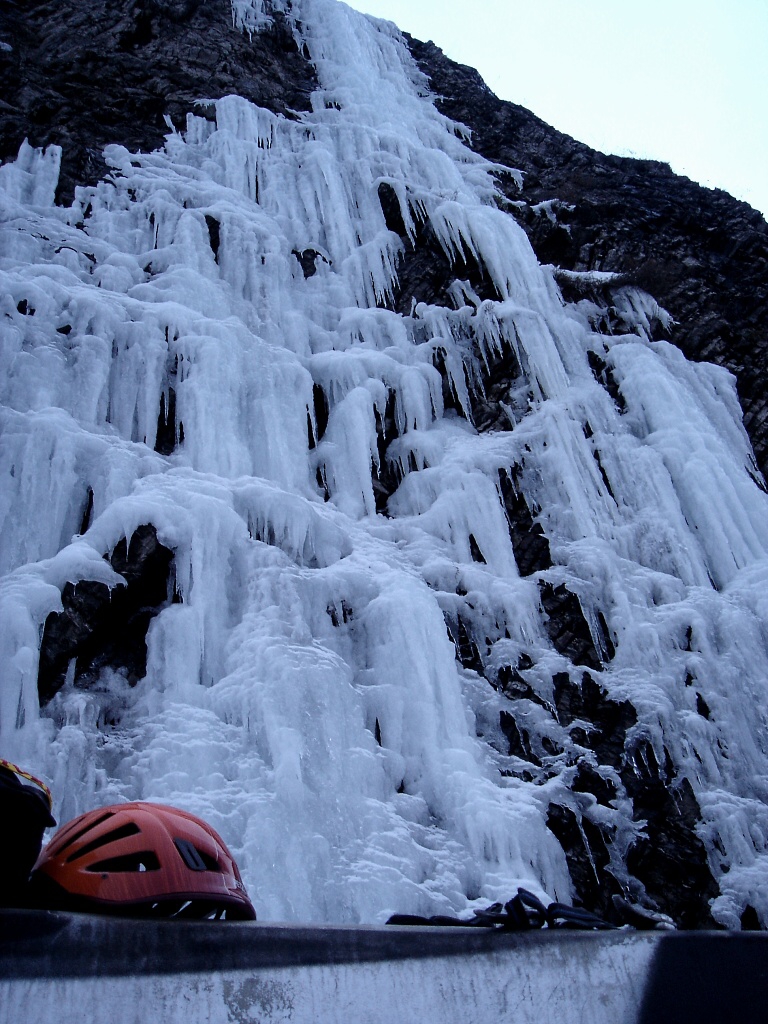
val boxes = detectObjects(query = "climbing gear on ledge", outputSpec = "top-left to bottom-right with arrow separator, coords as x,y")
387,887 -> 676,931
611,894 -> 676,931
28,802 -> 256,920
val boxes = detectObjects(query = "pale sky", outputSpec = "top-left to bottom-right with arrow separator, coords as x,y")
347,0 -> 768,219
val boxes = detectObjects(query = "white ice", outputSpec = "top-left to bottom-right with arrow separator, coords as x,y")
1,0 -> 767,928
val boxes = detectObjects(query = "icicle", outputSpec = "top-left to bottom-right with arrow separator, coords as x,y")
0,141 -> 61,207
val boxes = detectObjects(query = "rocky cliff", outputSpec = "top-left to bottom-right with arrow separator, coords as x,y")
0,0 -> 316,201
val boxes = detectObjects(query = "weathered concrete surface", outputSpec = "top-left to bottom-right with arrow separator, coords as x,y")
2,911 -> 768,1024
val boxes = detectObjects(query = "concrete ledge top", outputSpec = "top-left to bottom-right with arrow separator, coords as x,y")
3,911 -> 768,1024
1,908 -> 766,979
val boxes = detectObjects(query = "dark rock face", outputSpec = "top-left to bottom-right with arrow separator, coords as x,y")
539,586 -> 607,670
546,803 -> 618,919
37,525 -> 176,706
496,469 -> 552,577
624,769 -> 719,930
0,0 -> 317,204
406,36 -> 768,476
495,666 -> 718,926
554,673 -> 636,768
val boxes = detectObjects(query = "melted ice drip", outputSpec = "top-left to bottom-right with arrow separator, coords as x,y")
1,0 -> 767,926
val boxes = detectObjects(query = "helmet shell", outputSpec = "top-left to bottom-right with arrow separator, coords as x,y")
31,802 -> 256,920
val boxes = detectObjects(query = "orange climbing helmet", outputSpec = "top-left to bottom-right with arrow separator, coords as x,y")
30,802 -> 256,920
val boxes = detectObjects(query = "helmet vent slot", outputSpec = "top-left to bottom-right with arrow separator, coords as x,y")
87,851 -> 161,873
55,811 -> 115,856
66,821 -> 141,863
174,838 -> 219,872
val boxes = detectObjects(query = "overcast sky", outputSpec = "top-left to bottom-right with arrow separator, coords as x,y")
347,0 -> 768,219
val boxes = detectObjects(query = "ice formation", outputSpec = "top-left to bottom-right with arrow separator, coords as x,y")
1,0 -> 767,927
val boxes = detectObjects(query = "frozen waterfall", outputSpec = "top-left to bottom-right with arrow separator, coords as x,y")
1,0 -> 768,928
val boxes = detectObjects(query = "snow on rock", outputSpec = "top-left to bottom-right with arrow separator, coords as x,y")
1,0 -> 767,928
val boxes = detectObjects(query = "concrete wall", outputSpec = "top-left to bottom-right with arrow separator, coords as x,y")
2,911 -> 767,1024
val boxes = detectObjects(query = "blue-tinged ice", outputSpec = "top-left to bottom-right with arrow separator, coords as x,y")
1,0 -> 767,929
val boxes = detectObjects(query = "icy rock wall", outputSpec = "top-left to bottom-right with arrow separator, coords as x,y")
405,34 -> 768,480
1,0 -> 768,928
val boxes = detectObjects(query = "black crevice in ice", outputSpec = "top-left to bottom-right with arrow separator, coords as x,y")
587,350 -> 627,416
205,215 -> 221,264
445,617 -> 483,674
37,525 -> 176,706
431,347 -> 465,419
293,249 -> 329,279
471,346 -> 527,434
546,803 -> 619,918
499,710 -> 540,766
78,487 -> 94,535
372,390 -> 401,515
155,387 -> 177,455
539,583 -> 606,670
377,182 -> 408,238
496,468 -> 552,577
311,383 -> 329,444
